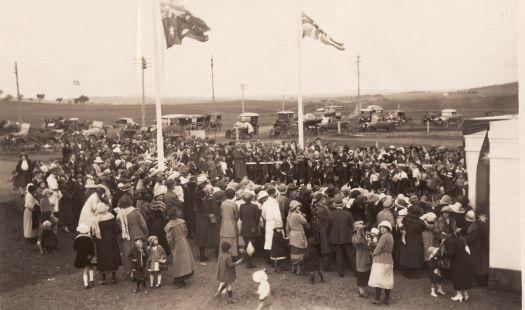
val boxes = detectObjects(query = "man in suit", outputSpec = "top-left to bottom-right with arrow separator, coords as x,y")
239,190 -> 261,268
327,197 -> 356,277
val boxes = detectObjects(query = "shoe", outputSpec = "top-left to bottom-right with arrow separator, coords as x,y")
84,285 -> 90,289
463,293 -> 469,302
451,295 -> 463,302
437,288 -> 446,295
156,284 -> 161,288
358,292 -> 369,299
431,291 -> 438,298
98,280 -> 107,285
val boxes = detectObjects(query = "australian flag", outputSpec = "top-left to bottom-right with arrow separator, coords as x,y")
160,0 -> 210,48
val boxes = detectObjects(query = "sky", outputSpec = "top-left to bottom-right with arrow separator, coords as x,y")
0,0 -> 518,100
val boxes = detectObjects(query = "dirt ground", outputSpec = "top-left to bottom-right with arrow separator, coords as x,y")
0,153 -> 520,310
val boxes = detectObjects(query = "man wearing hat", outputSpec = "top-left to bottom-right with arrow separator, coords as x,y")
327,197 -> 356,277
239,190 -> 261,268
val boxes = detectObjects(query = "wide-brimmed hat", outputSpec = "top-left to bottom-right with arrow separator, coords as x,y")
93,156 -> 104,164
441,205 -> 453,213
289,200 -> 302,211
465,210 -> 476,222
257,190 -> 269,201
449,202 -> 465,214
383,198 -> 393,209
353,220 -> 366,231
420,212 -> 437,223
84,179 -> 97,188
438,195 -> 452,205
378,220 -> 392,231
77,223 -> 90,234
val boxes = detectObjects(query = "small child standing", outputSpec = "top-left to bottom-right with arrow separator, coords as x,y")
216,242 -> 243,303
253,269 -> 271,310
129,236 -> 148,293
303,237 -> 324,284
73,223 -> 96,289
38,220 -> 57,254
428,246 -> 446,297
147,236 -> 167,288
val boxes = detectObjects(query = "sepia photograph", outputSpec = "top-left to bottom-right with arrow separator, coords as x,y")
0,0 -> 523,309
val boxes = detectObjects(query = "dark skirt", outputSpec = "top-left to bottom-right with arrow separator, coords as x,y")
270,230 -> 288,260
357,270 -> 371,287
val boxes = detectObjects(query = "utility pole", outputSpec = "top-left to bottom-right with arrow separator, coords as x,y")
141,57 -> 147,127
241,83 -> 245,114
211,57 -> 216,139
356,54 -> 361,115
15,62 -> 21,123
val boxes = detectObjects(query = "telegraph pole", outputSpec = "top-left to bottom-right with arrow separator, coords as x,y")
356,54 -> 361,115
211,57 -> 216,139
15,62 -> 21,123
241,83 -> 245,114
141,57 -> 147,126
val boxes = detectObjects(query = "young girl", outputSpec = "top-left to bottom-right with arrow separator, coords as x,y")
428,246 -> 446,297
303,237 -> 324,284
73,223 -> 96,288
38,220 -> 57,254
253,269 -> 271,310
147,235 -> 167,288
129,236 -> 148,293
216,242 -> 243,303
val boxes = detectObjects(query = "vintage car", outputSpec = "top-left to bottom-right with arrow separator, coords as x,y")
225,112 -> 259,139
433,109 -> 463,127
360,119 -> 397,132
269,111 -> 297,138
161,114 -> 204,138
303,112 -> 351,135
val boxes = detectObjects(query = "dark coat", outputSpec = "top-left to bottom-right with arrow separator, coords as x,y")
465,221 -> 489,277
446,234 -> 475,290
128,246 -> 148,280
303,244 -> 321,272
95,218 -> 122,272
239,202 -> 261,238
194,191 -> 212,247
327,208 -> 354,245
146,209 -> 171,256
399,214 -> 425,269
216,252 -> 236,284
73,235 -> 95,268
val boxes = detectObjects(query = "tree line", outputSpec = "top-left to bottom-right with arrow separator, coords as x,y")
0,90 -> 89,104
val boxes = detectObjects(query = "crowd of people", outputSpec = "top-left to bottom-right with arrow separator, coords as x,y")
14,133 -> 489,305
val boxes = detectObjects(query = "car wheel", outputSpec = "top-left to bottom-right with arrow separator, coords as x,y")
318,127 -> 327,135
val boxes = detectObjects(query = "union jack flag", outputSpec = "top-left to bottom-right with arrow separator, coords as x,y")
160,0 -> 210,48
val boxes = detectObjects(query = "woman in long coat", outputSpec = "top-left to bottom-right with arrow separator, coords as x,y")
464,210 -> 489,286
220,189 -> 239,257
59,176 -> 76,232
92,202 -> 122,284
287,201 -> 309,275
352,221 -> 372,298
147,194 -> 171,256
116,195 -> 148,276
420,212 -> 438,263
209,191 -> 224,256
315,195 -> 332,271
399,206 -> 425,277
434,205 -> 457,242
194,185 -> 213,261
446,231 -> 475,302
23,184 -> 40,242
232,146 -> 246,181
165,208 -> 195,288
368,221 -> 394,305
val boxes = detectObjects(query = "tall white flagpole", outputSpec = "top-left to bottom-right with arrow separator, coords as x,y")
296,1 -> 304,147
152,0 -> 166,170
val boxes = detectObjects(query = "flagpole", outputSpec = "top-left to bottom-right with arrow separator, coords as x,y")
296,1 -> 304,147
152,0 -> 166,170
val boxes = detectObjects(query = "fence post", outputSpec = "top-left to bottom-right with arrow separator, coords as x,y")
337,121 -> 341,134
427,121 -> 430,134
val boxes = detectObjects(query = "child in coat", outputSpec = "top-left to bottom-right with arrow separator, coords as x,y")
253,269 -> 271,310
147,235 -> 167,288
303,237 -> 324,284
428,246 -> 446,297
216,242 -> 244,303
129,236 -> 148,293
73,223 -> 96,288
38,220 -> 57,254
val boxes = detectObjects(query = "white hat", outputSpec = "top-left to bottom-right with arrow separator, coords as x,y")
94,157 -> 104,164
252,269 -> 268,283
257,190 -> 269,200
154,185 -> 167,197
84,179 -> 97,188
465,210 -> 476,222
378,220 -> 392,231
420,212 -> 437,223
370,227 -> 380,235
77,223 -> 90,234
449,202 -> 465,214
115,159 -> 122,167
